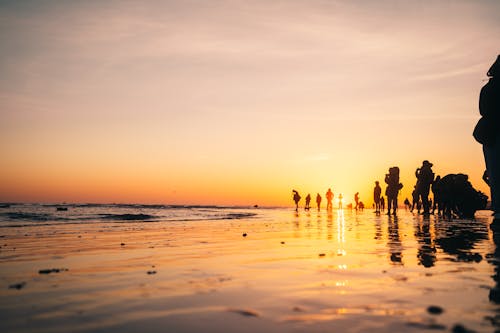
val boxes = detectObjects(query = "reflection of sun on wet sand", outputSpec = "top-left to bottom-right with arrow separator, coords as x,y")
0,207 -> 497,332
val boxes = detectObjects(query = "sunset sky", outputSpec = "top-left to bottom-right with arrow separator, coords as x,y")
1,0 -> 499,206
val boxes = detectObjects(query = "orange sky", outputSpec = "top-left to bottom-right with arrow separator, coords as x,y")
0,1 -> 499,206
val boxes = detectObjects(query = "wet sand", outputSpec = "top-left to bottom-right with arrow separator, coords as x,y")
0,209 -> 498,332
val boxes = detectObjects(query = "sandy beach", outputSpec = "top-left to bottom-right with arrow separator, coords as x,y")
0,206 -> 498,332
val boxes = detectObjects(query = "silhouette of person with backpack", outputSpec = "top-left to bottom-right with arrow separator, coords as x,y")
385,166 -> 403,216
474,55 -> 500,224
415,160 -> 435,215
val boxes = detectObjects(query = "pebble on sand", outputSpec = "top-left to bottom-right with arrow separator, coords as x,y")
9,282 -> 26,290
427,305 -> 444,315
38,268 -> 68,274
147,271 -> 157,275
227,308 -> 259,317
318,253 -> 326,257
242,233 -> 247,237
120,243 -> 125,246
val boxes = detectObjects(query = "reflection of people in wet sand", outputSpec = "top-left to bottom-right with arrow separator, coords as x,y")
385,166 -> 403,216
338,193 -> 343,209
316,193 -> 322,211
374,181 -> 382,214
292,190 -> 301,212
474,55 -> 500,223
305,194 -> 311,211
415,160 -> 435,215
326,188 -> 334,210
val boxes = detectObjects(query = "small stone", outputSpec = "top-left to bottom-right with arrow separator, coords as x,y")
9,282 -> 26,290
281,241 -> 285,244
147,271 -> 157,275
242,233 -> 247,237
120,243 -> 125,246
39,268 -> 68,274
427,305 -> 444,315
318,253 -> 326,257
452,324 -> 476,333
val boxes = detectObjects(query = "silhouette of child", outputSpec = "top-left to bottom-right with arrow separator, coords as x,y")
374,181 -> 382,213
305,194 -> 311,211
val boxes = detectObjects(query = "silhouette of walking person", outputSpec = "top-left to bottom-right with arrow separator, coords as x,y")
338,193 -> 343,209
305,194 -> 311,211
380,196 -> 385,211
385,166 -> 403,216
404,198 -> 411,211
326,188 -> 334,210
354,192 -> 359,211
316,193 -> 322,211
415,160 -> 435,215
292,190 -> 301,212
474,55 -> 500,224
374,181 -> 382,214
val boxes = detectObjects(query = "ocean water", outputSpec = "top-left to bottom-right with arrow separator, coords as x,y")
0,204 -> 499,332
0,203 -> 259,227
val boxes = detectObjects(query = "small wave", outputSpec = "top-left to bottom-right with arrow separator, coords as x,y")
1,212 -> 68,221
221,213 -> 257,220
99,213 -> 158,221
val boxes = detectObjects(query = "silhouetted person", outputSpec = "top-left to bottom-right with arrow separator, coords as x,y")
385,166 -> 403,215
474,55 -> 500,223
415,160 -> 435,215
404,198 -> 411,211
374,181 -> 382,213
292,190 -> 301,212
326,188 -> 334,210
305,193 -> 311,211
431,175 -> 442,215
316,193 -> 322,211
411,185 -> 419,213
354,192 -> 359,210
483,170 -> 490,186
358,201 -> 364,211
380,196 -> 385,211
338,193 -> 343,209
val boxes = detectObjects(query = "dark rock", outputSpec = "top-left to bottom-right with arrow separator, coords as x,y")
452,324 -> 476,333
242,233 -> 247,237
147,271 -> 157,275
228,308 -> 259,317
9,282 -> 26,290
120,243 -> 125,246
281,241 -> 285,244
427,305 -> 444,315
318,253 -> 326,257
39,268 -> 68,274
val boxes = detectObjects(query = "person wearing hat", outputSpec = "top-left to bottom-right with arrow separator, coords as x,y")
415,160 -> 435,215
475,55 -> 500,222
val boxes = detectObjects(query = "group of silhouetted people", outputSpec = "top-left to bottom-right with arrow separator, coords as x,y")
292,188 -> 351,212
291,55 -> 499,223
